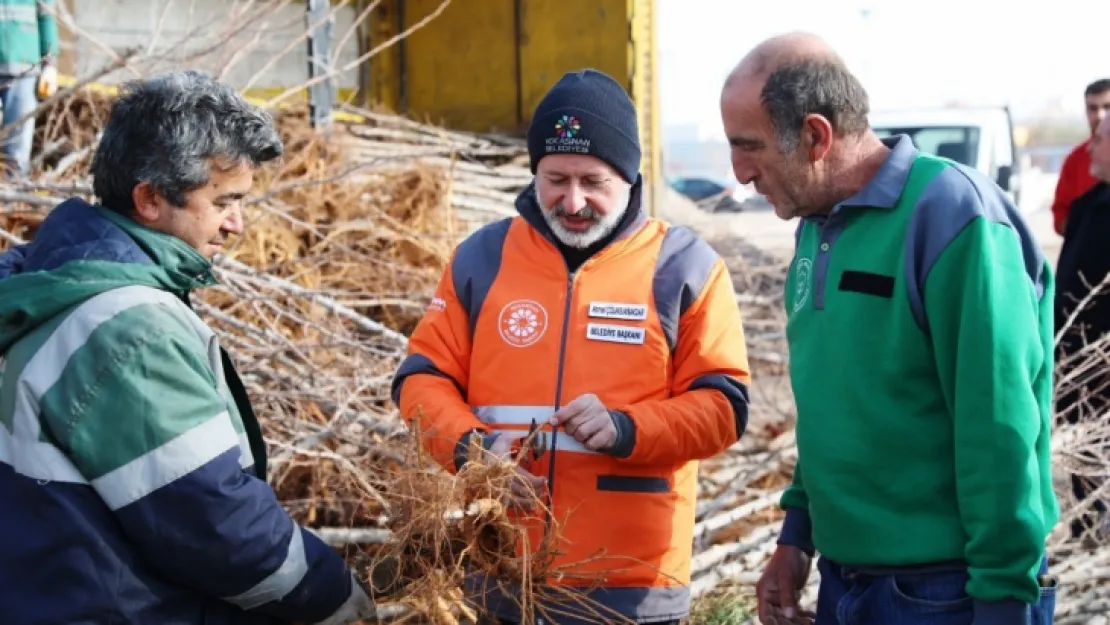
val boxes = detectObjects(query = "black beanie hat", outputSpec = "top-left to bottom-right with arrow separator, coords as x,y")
526,69 -> 641,183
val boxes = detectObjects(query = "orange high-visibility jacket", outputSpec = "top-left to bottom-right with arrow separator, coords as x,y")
391,181 -> 751,623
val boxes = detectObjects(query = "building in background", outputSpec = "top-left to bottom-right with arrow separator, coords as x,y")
55,0 -> 363,100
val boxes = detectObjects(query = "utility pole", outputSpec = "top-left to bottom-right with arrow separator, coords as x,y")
306,0 -> 335,130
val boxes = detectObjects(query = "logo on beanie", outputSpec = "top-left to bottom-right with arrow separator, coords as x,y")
546,114 -> 590,155
555,115 -> 580,138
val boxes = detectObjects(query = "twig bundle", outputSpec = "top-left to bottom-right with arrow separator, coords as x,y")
357,428 -> 550,623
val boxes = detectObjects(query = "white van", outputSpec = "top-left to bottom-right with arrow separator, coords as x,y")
870,106 -> 1023,210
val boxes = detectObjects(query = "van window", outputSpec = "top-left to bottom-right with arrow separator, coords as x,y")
873,126 -> 981,167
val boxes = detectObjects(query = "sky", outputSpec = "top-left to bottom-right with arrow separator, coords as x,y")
657,0 -> 1110,142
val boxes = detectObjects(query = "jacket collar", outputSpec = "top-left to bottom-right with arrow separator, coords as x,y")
0,199 -> 217,354
97,205 -> 217,289
1,197 -> 216,291
839,134 -> 919,210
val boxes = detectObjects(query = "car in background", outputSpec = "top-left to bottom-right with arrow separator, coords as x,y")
870,106 -> 1024,211
669,176 -> 747,212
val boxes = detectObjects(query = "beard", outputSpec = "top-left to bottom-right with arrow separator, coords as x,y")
533,185 -> 631,249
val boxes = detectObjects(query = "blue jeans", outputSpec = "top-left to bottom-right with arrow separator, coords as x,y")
0,74 -> 37,177
815,556 -> 1057,625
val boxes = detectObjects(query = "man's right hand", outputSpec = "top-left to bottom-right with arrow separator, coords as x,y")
486,434 -> 547,511
756,545 -> 815,624
309,570 -> 377,625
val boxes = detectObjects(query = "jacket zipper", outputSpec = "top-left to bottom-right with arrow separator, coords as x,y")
543,269 -> 575,538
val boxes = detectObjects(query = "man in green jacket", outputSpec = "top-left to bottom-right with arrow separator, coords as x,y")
720,33 -> 1059,625
0,0 -> 58,177
0,70 -> 376,625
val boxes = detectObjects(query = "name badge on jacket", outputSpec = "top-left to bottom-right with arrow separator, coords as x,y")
588,301 -> 648,321
587,323 -> 646,345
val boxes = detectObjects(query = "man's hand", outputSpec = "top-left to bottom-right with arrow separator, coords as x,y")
756,545 -> 815,625
486,434 -> 547,511
550,393 -> 617,451
36,63 -> 57,100
310,570 -> 377,625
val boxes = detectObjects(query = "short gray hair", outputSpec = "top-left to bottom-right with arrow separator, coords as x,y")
760,59 -> 870,152
92,70 -> 283,214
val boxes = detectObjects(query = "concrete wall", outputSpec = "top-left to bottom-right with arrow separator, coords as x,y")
61,0 -> 362,93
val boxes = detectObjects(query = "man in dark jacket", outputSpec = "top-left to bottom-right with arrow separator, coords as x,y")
1055,114 -> 1110,541
0,70 -> 375,624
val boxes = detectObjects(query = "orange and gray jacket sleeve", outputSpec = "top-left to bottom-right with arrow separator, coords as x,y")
610,227 -> 751,465
390,255 -> 485,472
390,219 -> 512,472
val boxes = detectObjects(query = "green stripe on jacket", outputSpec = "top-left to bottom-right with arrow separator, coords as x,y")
4,284 -> 253,509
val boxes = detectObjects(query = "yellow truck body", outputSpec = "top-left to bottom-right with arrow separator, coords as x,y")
362,0 -> 662,215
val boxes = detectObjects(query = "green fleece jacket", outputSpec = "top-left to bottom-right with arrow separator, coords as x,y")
0,198 -> 358,624
778,136 -> 1058,625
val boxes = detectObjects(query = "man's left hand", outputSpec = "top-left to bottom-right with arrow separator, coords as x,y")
551,393 -> 617,451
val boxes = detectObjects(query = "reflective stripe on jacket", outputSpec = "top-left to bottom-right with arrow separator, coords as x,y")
0,199 -> 352,625
391,180 -> 751,623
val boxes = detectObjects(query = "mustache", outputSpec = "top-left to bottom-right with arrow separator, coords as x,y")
549,203 -> 599,221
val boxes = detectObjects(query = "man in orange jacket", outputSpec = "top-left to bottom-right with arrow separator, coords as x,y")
390,68 -> 752,625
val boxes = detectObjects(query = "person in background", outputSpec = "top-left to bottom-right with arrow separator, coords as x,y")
0,0 -> 59,177
1054,113 -> 1110,542
392,68 -> 752,624
1050,78 -> 1110,237
721,32 -> 1058,625
0,70 -> 375,625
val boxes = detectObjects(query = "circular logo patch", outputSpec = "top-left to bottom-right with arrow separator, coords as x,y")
793,257 -> 812,314
498,299 -> 548,348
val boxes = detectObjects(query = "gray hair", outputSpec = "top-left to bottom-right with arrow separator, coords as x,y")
92,70 -> 283,214
760,59 -> 870,152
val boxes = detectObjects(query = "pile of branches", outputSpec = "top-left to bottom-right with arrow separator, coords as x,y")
0,84 -> 633,623
1047,277 -> 1110,624
353,425 -> 635,625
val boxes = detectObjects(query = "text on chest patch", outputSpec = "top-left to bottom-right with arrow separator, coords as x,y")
586,323 -> 646,345
588,301 -> 648,321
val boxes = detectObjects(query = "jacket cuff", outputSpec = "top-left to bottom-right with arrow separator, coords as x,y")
973,598 -> 1030,625
605,410 -> 636,458
777,508 -> 815,556
453,429 -> 494,471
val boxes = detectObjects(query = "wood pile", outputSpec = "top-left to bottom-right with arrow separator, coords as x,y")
2,86 -> 1109,624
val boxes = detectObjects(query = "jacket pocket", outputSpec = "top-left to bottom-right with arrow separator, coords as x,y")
596,474 -> 669,493
888,570 -> 973,612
